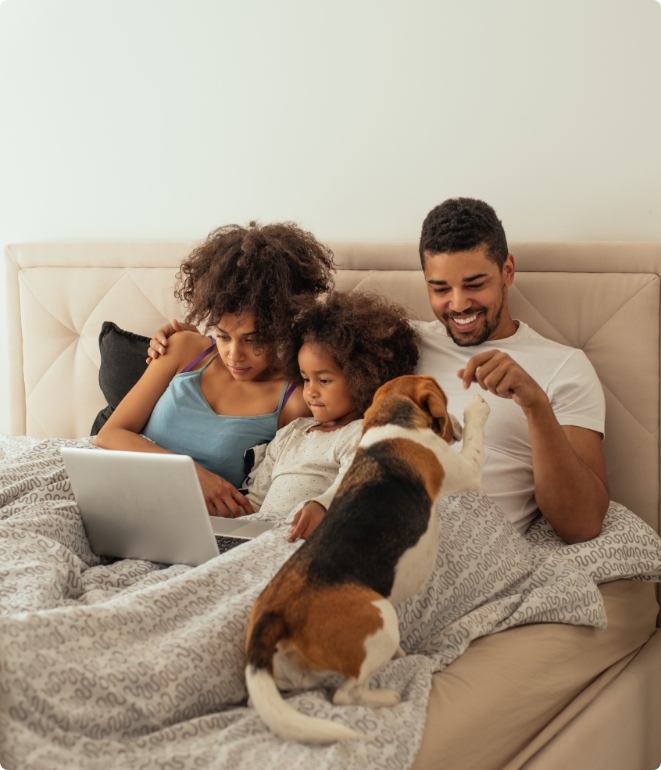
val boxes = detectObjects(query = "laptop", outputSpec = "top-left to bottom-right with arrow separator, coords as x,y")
61,447 -> 276,567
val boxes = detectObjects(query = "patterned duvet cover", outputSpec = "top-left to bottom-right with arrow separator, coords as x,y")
1,435 -> 660,770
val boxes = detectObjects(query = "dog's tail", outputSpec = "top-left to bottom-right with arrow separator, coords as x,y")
245,611 -> 363,744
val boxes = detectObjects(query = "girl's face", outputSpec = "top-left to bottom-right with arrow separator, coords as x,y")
215,312 -> 272,381
298,343 -> 360,425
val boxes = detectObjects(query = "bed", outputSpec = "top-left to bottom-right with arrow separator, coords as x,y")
3,240 -> 661,770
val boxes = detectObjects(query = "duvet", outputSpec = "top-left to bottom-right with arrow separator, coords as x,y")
1,435 -> 660,770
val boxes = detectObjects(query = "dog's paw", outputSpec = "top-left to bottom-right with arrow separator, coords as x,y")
464,394 -> 490,423
361,688 -> 402,708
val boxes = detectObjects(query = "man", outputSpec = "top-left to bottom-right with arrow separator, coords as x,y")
410,199 -> 657,770
415,197 -> 609,543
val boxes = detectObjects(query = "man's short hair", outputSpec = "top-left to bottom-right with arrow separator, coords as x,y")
419,198 -> 509,269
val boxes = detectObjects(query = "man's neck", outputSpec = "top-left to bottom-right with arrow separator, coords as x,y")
485,314 -> 519,341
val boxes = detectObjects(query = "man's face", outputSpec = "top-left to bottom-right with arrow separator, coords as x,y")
423,244 -> 515,346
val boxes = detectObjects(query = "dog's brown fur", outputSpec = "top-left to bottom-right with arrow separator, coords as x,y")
248,577 -> 385,680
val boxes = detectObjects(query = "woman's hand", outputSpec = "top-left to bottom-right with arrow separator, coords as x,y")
196,464 -> 254,518
288,501 -> 326,541
147,319 -> 201,363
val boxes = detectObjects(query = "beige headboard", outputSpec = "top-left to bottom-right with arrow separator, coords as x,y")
5,241 -> 661,534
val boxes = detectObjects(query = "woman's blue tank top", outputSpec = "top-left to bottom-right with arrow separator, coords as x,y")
142,354 -> 289,488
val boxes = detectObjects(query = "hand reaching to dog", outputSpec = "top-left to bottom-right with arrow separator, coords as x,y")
288,501 -> 326,541
147,319 -> 201,364
458,350 -> 547,412
195,464 -> 254,518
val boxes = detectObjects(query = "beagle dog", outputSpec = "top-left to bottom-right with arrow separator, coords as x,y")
245,375 -> 490,743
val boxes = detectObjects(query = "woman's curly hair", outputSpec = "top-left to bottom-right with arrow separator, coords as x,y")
285,292 -> 421,414
175,222 -> 335,352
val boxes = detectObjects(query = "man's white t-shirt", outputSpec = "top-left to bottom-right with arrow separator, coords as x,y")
415,320 -> 606,534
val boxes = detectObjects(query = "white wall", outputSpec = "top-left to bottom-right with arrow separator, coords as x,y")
1,0 -> 660,435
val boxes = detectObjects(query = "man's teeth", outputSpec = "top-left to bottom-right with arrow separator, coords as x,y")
453,314 -> 479,325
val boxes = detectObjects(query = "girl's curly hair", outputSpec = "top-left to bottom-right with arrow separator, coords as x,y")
175,222 -> 335,351
285,292 -> 421,414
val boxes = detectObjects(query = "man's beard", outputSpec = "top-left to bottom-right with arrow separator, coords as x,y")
443,289 -> 505,347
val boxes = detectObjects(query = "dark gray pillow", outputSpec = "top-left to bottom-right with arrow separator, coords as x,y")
91,322 -> 150,434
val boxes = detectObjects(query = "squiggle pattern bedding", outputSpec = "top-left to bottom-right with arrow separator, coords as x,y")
1,435 -> 660,770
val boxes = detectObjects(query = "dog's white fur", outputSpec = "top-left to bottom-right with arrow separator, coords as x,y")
361,394 -> 490,606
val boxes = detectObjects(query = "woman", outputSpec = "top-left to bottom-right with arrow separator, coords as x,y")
95,221 -> 334,518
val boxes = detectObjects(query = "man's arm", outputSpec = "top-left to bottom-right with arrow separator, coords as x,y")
526,404 -> 609,543
459,350 -> 609,543
147,319 -> 201,363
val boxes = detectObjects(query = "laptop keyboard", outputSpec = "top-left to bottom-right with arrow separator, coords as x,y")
215,535 -> 249,555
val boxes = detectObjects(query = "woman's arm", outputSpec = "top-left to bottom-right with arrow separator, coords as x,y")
96,333 -> 252,518
95,331 -> 205,452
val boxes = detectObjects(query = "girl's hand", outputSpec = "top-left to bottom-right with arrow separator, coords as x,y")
195,464 -> 254,518
288,501 -> 326,541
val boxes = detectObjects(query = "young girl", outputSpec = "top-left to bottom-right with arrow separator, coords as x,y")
240,290 -> 420,541
95,222 -> 334,518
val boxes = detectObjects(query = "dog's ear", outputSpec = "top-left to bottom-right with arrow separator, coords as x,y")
419,381 -> 454,442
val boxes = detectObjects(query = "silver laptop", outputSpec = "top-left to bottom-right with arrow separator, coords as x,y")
61,447 -> 275,567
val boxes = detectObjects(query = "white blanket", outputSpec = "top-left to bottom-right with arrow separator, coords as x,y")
1,435 -> 660,770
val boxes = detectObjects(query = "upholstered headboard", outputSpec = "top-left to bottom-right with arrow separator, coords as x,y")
5,241 -> 661,535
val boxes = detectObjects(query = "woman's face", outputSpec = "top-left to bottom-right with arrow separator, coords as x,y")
298,342 -> 360,425
215,312 -> 272,381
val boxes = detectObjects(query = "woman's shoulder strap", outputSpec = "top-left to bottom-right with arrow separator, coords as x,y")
180,336 -> 216,373
275,380 -> 298,412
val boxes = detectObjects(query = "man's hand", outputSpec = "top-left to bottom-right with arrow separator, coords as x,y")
458,350 -> 546,411
288,501 -> 326,541
460,350 -> 608,543
147,319 -> 200,364
195,464 -> 254,518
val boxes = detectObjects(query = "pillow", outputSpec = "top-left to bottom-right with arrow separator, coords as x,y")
90,322 -> 150,434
